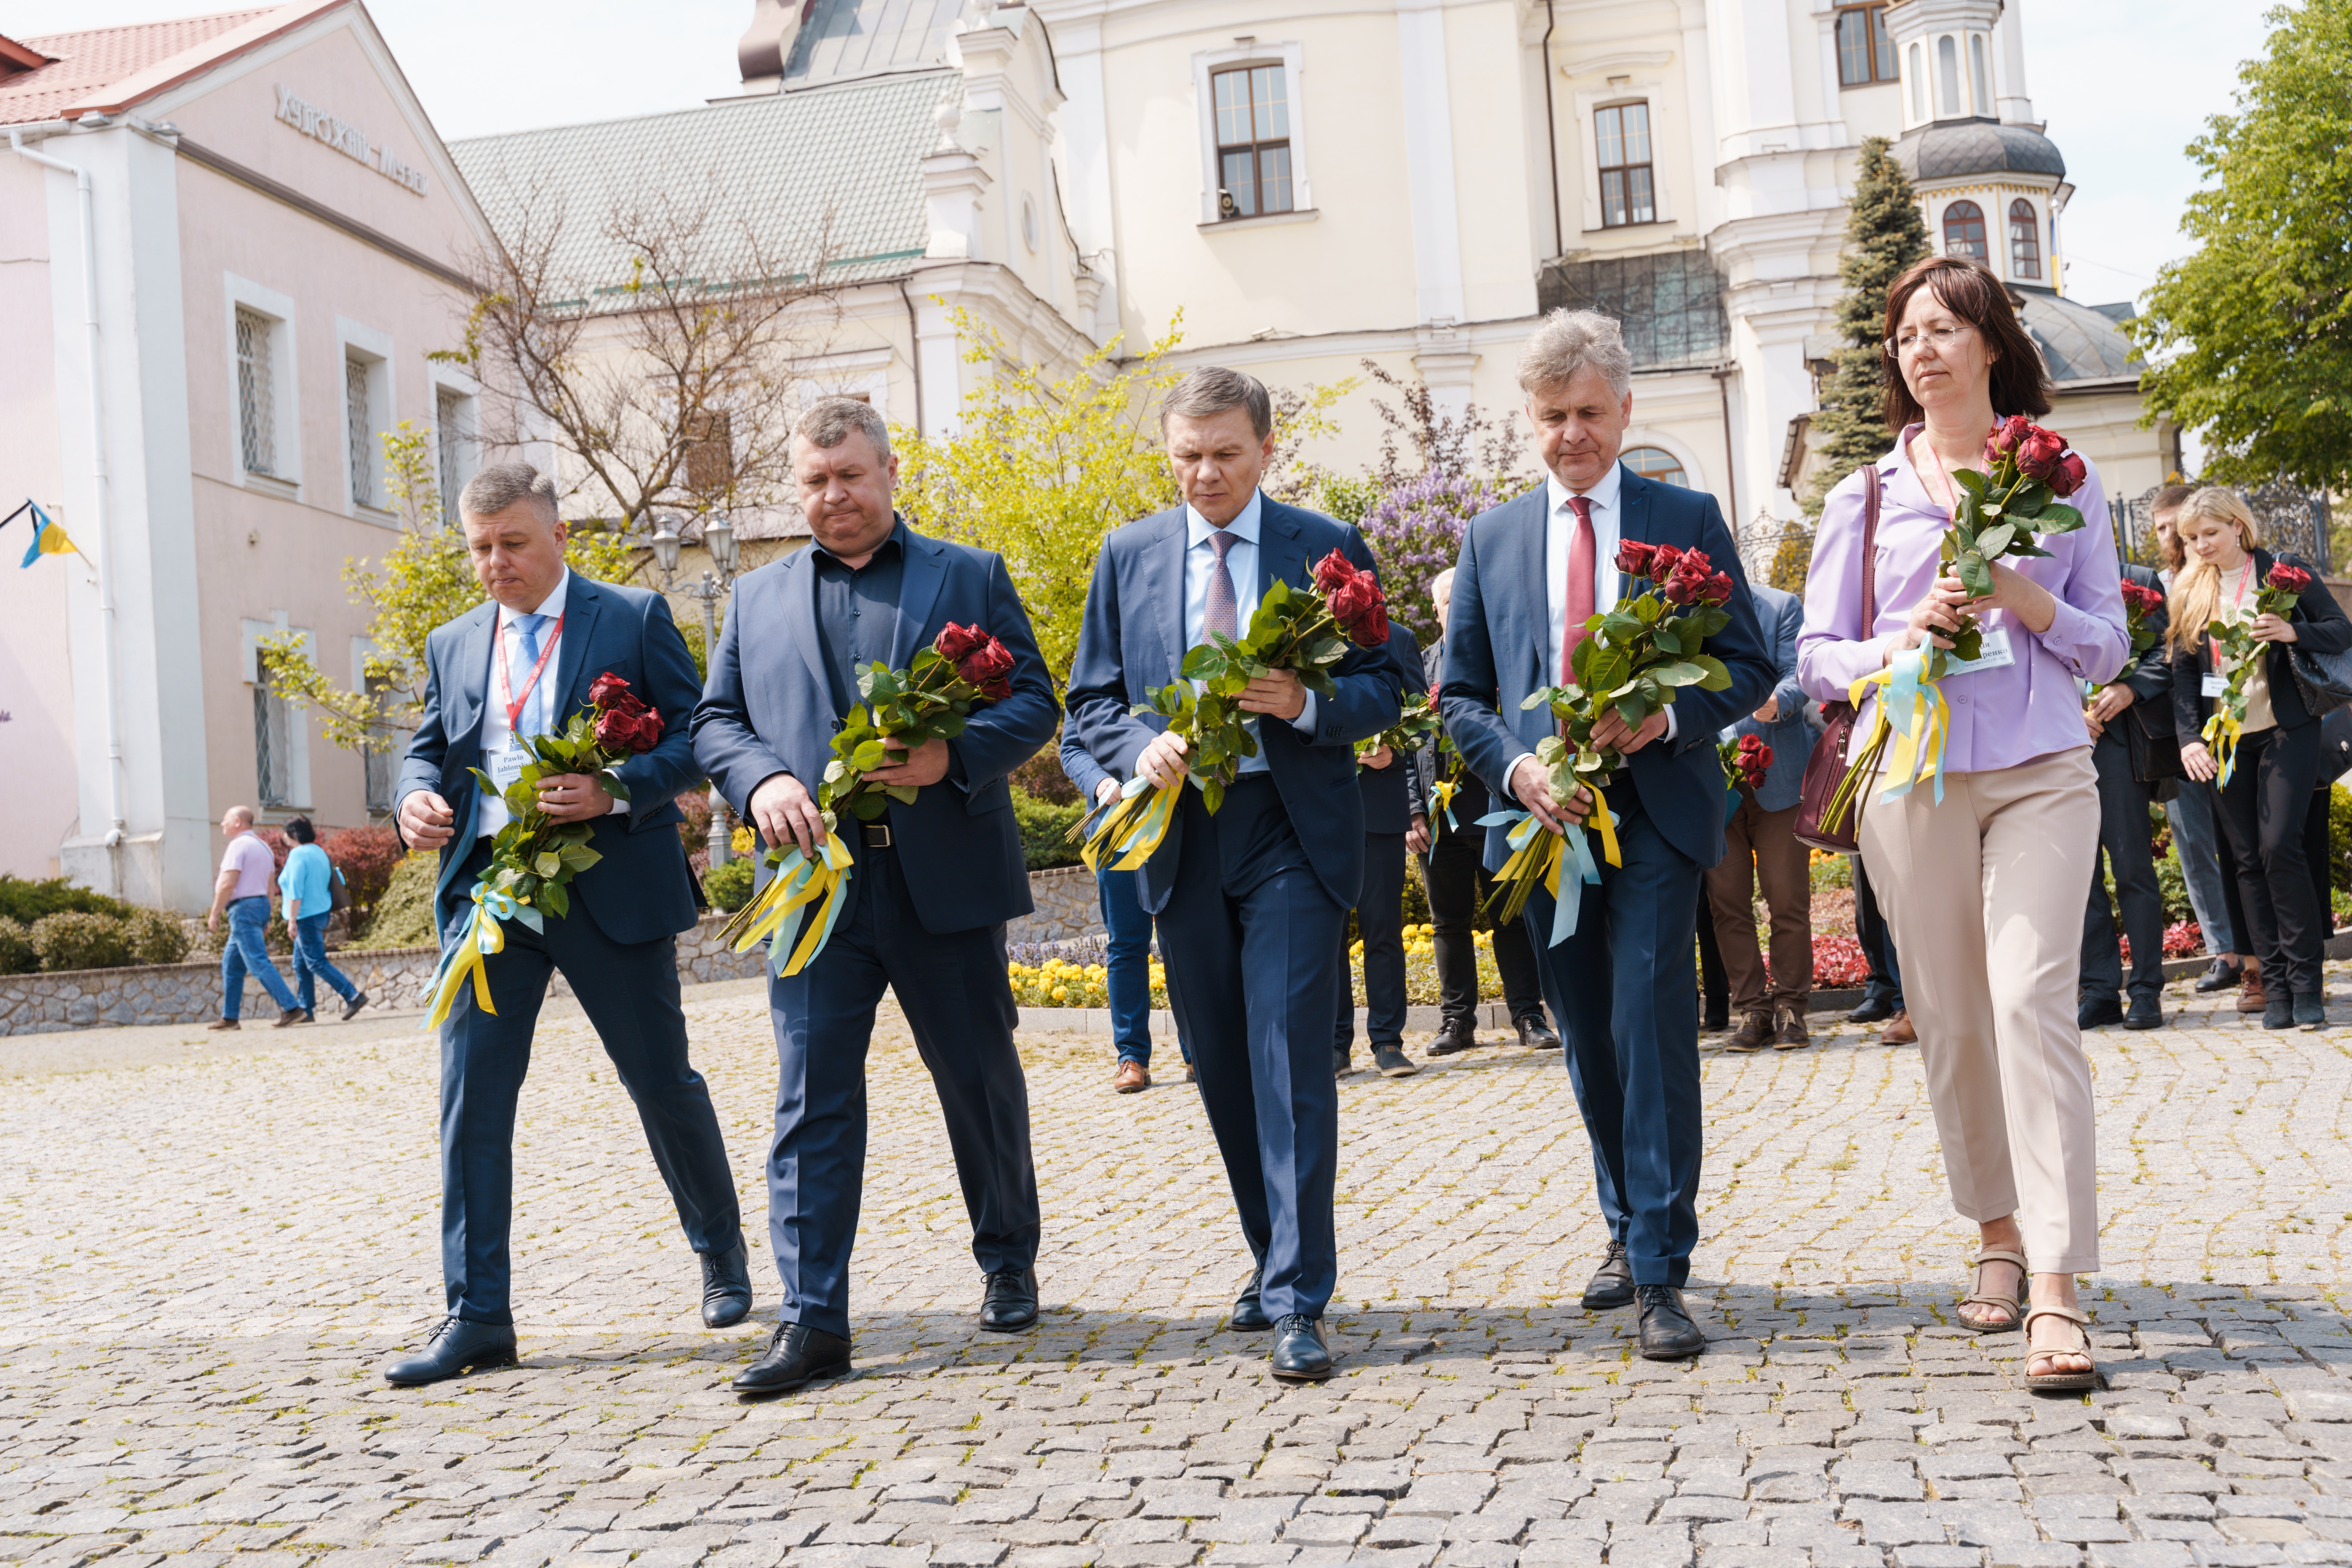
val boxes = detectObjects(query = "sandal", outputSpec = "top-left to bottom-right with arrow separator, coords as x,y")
2022,1304 -> 2100,1393
1956,1248 -> 2027,1333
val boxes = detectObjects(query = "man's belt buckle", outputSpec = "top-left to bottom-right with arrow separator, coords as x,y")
861,823 -> 893,849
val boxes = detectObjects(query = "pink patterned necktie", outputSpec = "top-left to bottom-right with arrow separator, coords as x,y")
1206,530 -> 1240,641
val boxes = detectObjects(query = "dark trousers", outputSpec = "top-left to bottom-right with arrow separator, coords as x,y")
1519,780 -> 1704,1287
438,843 -> 742,1326
1335,832 -> 1407,1054
765,846 -> 1039,1339
1705,796 -> 1812,1014
1423,813 -> 1544,1025
1695,885 -> 1726,1020
1157,776 -> 1345,1321
2307,785 -> 2337,964
1854,854 -> 1904,1008
2217,722 -> 2326,1002
2082,730 -> 2167,1004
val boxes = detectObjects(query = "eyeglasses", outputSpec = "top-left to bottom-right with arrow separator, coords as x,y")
1886,323 -> 1974,359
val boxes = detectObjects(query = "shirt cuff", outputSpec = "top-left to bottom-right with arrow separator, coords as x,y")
606,795 -> 631,816
1289,691 -> 1319,735
1504,748 -> 1537,806
1663,708 -> 1679,743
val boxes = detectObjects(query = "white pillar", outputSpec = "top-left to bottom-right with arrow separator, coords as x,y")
1396,0 -> 1465,327
1993,3 -> 2036,125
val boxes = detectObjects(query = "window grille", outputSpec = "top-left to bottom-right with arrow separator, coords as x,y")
1536,250 -> 1728,370
1942,200 -> 1987,261
1835,5 -> 1897,86
2008,200 -> 2042,279
436,387 -> 466,519
235,307 -> 277,478
1213,65 -> 1293,218
254,671 -> 292,808
346,358 -> 376,509
361,673 -> 396,813
1595,103 -> 1655,228
1622,447 -> 1690,487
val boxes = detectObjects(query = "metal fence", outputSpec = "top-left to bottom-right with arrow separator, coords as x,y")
2114,479 -> 2333,574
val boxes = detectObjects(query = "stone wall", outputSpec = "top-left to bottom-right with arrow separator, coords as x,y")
1005,865 -> 1104,947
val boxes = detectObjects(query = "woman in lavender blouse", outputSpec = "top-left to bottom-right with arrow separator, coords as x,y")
1797,258 -> 2126,1393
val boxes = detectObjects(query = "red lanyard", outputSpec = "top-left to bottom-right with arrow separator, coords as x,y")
497,612 -> 563,739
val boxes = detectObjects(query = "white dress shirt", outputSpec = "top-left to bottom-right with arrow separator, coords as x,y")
1183,489 -> 1318,775
473,570 -> 630,837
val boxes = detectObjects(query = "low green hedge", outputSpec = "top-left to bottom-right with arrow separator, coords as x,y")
0,906 -> 191,974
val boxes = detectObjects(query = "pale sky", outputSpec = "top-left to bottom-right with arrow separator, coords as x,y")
4,0 -> 2276,312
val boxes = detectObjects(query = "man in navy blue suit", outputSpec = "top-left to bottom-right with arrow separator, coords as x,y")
1067,367 -> 1404,1383
386,463 -> 747,1387
1336,621 -> 1426,1080
693,398 -> 1059,1396
1441,312 -> 1773,1359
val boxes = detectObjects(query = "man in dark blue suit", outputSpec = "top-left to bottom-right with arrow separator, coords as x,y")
1067,367 -> 1403,1383
1336,621 -> 1426,1079
1441,312 -> 1773,1359
386,463 -> 747,1387
693,398 -> 1059,1396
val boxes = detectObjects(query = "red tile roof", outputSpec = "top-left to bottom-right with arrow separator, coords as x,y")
0,10 -> 273,126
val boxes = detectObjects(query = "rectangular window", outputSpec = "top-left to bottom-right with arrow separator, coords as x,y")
345,358 -> 377,509
254,669 -> 293,808
1213,64 -> 1293,219
685,409 -> 735,497
435,386 -> 469,519
1836,5 -> 1897,86
361,672 -> 396,813
1595,103 -> 1655,228
235,307 -> 278,478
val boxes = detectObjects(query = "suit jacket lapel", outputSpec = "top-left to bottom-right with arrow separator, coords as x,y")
550,575 -> 603,729
444,602 -> 498,761
780,548 -> 832,708
1615,466 -> 1652,601
1259,502 -> 1306,599
1142,507 -> 1189,681
891,529 -> 949,671
1499,487 -> 1548,693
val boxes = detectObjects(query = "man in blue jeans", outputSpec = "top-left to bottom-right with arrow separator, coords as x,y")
1061,731 -> 1174,1091
205,805 -> 301,1030
280,815 -> 369,1022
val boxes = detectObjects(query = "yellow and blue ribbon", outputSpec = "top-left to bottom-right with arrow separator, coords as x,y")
1477,788 -> 1615,947
727,830 -> 855,977
1428,777 -> 1459,846
4,500 -> 75,568
422,880 -> 544,1029
2202,709 -> 2242,788
1849,646 -> 1951,807
1080,773 -> 1183,874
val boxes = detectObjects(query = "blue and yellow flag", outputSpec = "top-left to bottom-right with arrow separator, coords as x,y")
3,501 -> 75,567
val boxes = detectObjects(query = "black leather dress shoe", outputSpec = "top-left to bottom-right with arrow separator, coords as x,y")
701,1242 -> 752,1328
2077,995 -> 2125,1030
2194,957 -> 2242,994
1427,1019 -> 1479,1056
383,1316 -> 518,1386
1270,1314 -> 1333,1381
978,1267 -> 1039,1331
1580,1239 -> 1635,1310
1515,1014 -> 1562,1051
1230,1266 -> 1273,1330
1636,1285 -> 1706,1360
731,1321 -> 852,1396
2123,994 -> 2164,1031
1846,995 -> 1895,1025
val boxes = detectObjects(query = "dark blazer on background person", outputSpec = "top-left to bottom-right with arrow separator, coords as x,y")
2169,548 -> 2352,740
1440,469 -> 1776,869
1724,582 -> 1810,815
1357,622 -> 1426,836
693,518 -> 1061,933
399,573 -> 703,942
2113,561 -> 2175,739
1065,497 -> 1406,913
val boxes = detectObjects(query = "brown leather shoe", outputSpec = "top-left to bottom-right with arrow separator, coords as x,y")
2237,967 -> 2268,1014
206,1018 -> 240,1032
1881,1009 -> 1917,1044
1725,1012 -> 1773,1053
1113,1060 -> 1150,1093
1773,1005 -> 1811,1050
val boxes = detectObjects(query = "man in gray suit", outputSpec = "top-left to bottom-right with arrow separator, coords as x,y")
1703,581 -> 1816,1052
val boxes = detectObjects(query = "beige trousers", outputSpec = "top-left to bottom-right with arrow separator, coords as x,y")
1856,745 -> 2102,1274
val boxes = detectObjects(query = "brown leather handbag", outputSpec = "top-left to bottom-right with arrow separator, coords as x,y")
1792,466 -> 1880,854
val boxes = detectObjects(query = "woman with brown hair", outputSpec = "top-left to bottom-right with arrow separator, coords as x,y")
2169,486 -> 2350,1031
1797,257 -> 2126,1393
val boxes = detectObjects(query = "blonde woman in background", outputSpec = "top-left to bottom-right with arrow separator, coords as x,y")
2168,488 -> 2352,1031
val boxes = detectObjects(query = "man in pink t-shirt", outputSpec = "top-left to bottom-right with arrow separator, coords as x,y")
205,806 -> 300,1028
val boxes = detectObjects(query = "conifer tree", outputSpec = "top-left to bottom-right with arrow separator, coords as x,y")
1801,136 -> 1933,518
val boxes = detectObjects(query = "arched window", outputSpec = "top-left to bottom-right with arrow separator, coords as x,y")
1907,42 -> 1925,119
1942,200 -> 1987,261
1969,34 -> 1991,114
1936,35 -> 1960,116
1622,446 -> 1689,487
2008,199 -> 2041,279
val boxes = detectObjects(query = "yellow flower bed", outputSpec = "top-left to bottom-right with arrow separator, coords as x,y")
1006,956 -> 1169,1010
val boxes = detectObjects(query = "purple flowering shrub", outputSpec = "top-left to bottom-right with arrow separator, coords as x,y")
1357,469 -> 1508,647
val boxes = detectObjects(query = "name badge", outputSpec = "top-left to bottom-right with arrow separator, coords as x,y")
1943,628 -> 2016,677
2202,673 -> 2228,698
487,739 -> 531,791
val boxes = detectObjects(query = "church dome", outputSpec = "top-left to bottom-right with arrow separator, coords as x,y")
1892,118 -> 2066,183
2018,290 -> 2140,384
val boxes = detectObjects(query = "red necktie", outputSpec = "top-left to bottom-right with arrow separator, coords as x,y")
1561,495 -> 1595,684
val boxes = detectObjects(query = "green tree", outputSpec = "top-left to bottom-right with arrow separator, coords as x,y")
2130,0 -> 2352,494
258,421 -> 637,751
1801,135 -> 1933,519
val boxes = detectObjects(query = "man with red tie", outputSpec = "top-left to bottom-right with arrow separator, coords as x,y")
1438,310 -> 1773,1359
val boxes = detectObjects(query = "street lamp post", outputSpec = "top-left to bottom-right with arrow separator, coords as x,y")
650,514 -> 742,869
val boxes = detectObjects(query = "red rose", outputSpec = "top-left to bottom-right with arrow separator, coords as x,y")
935,622 -> 988,663
2017,427 -> 2065,482
2268,563 -> 2314,596
1985,414 -> 2034,463
2050,452 -> 2087,499
1649,544 -> 1684,581
957,637 -> 1017,701
588,672 -> 634,710
1701,571 -> 1735,606
2120,581 -> 2164,615
1330,575 -> 1390,646
1313,550 -> 1361,597
595,702 -> 662,754
1615,540 -> 1658,579
1661,555 -> 1713,606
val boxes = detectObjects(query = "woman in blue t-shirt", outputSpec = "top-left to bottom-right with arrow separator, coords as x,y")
281,817 -> 367,1021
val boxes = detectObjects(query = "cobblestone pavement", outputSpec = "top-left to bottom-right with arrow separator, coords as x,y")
5,963 -> 2352,1568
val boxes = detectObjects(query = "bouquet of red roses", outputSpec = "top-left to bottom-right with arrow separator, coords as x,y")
2203,562 -> 2311,785
2120,579 -> 2166,656
425,671 -> 657,1027
719,624 -> 1017,976
1719,733 -> 1773,793
1080,550 -> 1392,870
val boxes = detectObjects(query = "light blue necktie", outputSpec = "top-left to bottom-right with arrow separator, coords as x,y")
512,613 -> 547,737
